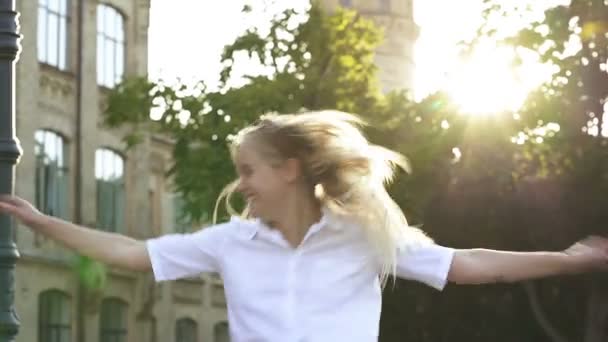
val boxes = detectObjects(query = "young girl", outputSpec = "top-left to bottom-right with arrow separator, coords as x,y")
1,110 -> 607,341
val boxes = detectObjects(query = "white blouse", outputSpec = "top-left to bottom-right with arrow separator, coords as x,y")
147,210 -> 454,342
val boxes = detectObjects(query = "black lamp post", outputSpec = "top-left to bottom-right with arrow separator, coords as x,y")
0,0 -> 21,340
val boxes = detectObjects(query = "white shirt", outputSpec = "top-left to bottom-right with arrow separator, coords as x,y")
146,210 -> 454,342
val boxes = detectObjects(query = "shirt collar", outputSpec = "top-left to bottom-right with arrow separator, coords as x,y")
236,206 -> 343,241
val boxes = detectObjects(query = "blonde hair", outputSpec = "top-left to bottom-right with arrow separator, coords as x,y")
214,110 -> 432,284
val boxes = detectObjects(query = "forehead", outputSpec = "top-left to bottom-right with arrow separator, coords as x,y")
233,141 -> 266,167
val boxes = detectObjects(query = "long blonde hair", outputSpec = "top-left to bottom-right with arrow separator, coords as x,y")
215,110 -> 432,284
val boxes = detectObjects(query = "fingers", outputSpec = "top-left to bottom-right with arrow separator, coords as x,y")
581,235 -> 608,247
0,195 -> 20,206
0,201 -> 16,214
0,195 -> 27,208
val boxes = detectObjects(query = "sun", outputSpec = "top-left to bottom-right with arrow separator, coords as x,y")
445,42 -> 551,116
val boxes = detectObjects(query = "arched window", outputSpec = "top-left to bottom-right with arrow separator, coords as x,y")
38,0 -> 70,69
175,318 -> 198,342
95,148 -> 125,232
97,4 -> 125,87
99,298 -> 128,342
39,289 -> 71,342
214,321 -> 229,342
35,130 -> 69,219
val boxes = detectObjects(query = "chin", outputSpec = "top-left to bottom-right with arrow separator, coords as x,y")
249,207 -> 271,222
248,204 -> 261,218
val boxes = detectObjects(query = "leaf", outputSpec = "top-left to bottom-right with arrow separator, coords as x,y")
73,255 -> 107,292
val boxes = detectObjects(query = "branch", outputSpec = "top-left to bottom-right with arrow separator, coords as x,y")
522,281 -> 569,342
312,13 -> 361,108
584,276 -> 608,342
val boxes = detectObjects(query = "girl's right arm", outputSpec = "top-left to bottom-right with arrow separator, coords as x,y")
0,195 -> 151,272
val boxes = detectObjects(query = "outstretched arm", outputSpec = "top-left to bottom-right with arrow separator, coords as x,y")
448,236 -> 608,284
0,195 -> 151,272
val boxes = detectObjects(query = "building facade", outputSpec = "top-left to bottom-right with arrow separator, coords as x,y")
14,1 -> 228,341
320,0 -> 418,92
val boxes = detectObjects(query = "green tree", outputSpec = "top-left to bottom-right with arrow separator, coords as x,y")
104,3 -> 389,222
403,1 -> 608,341
102,1 -> 608,341
480,1 -> 608,341
379,0 -> 608,340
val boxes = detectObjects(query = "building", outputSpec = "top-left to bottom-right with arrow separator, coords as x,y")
320,0 -> 418,92
14,1 -> 228,341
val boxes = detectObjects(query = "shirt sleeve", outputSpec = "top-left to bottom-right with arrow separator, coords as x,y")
395,244 -> 455,290
146,221 -> 233,282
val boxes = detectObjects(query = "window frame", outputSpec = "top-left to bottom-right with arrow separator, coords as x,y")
214,321 -> 230,342
34,129 -> 70,220
95,148 -> 126,232
99,298 -> 128,342
96,3 -> 126,88
175,317 -> 198,342
38,289 -> 72,342
38,0 -> 71,70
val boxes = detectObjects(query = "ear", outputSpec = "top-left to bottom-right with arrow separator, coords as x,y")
281,158 -> 302,183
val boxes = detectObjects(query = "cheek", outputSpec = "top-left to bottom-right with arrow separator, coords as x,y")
256,177 -> 285,199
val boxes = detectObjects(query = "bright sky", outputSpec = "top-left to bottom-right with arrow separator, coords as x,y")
148,0 -> 567,114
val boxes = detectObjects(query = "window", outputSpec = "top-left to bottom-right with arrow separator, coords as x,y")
175,318 -> 198,342
95,148 -> 125,232
97,4 -> 125,87
35,130 -> 69,219
214,322 -> 229,342
99,298 -> 128,342
39,290 -> 71,342
38,0 -> 70,70
173,195 -> 188,233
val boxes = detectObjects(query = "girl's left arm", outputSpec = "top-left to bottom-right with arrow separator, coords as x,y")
447,236 -> 608,285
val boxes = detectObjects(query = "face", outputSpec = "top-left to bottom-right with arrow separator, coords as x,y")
233,141 -> 293,220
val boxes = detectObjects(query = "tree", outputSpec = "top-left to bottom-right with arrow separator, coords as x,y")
102,1 -> 607,341
104,3 -> 388,222
446,1 -> 608,341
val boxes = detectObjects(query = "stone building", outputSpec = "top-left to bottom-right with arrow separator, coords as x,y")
320,0 -> 418,92
14,1 -> 228,341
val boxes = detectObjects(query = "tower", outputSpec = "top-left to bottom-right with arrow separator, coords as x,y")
319,0 -> 419,93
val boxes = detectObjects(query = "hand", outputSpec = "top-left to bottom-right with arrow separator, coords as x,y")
563,236 -> 608,273
0,195 -> 46,228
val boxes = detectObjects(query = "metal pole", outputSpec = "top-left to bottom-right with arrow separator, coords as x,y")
0,0 -> 21,340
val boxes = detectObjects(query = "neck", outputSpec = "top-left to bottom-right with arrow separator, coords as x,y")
268,191 -> 322,248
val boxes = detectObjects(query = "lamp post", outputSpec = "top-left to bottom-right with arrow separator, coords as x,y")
0,0 -> 21,340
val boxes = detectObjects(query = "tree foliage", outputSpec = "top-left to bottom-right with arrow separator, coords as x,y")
104,3 -> 391,221
103,1 -> 608,340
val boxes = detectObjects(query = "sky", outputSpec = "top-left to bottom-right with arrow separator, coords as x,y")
148,0 -> 484,95
147,0 -> 567,114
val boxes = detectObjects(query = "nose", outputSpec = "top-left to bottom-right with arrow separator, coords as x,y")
235,179 -> 245,193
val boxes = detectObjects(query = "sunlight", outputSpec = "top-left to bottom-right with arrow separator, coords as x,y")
148,0 -> 570,115
445,41 -> 553,116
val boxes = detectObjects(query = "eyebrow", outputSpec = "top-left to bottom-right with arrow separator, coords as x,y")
237,163 -> 252,171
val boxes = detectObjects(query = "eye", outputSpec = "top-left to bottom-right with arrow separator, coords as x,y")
240,165 -> 253,177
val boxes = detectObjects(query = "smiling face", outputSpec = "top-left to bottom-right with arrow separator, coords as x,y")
233,140 -> 293,221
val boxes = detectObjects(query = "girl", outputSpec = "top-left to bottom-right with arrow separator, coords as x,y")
1,110 -> 607,342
